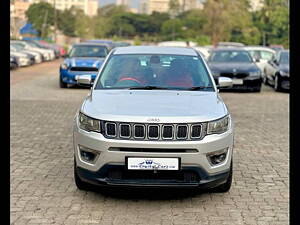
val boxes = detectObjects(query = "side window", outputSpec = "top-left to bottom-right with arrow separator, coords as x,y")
261,51 -> 274,61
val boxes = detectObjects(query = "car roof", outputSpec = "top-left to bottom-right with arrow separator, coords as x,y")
244,46 -> 276,52
211,47 -> 248,52
73,42 -> 110,48
279,50 -> 289,54
112,46 -> 198,56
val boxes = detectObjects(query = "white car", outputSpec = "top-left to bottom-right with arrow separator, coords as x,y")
157,41 -> 197,47
11,45 -> 42,64
11,41 -> 54,61
10,51 -> 31,67
193,46 -> 211,60
244,46 -> 276,76
73,46 -> 234,192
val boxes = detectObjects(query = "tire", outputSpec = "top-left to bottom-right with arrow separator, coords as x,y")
263,74 -> 268,85
211,161 -> 233,193
74,160 -> 92,191
59,76 -> 68,88
274,75 -> 282,92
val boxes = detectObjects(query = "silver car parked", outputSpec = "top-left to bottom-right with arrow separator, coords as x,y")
73,46 -> 234,192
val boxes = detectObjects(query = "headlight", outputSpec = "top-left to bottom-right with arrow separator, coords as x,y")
280,71 -> 289,76
249,71 -> 261,76
207,115 -> 230,135
19,57 -> 28,61
78,112 -> 101,132
60,63 -> 69,70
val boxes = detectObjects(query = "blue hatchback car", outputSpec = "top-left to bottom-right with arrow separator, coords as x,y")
59,42 -> 109,88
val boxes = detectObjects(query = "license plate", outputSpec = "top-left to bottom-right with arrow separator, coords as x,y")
232,79 -> 243,85
127,157 -> 179,170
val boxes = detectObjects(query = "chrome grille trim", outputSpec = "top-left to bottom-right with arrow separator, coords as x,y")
119,123 -> 131,138
176,125 -> 188,140
103,121 -> 206,141
162,125 -> 174,140
133,124 -> 146,139
148,125 -> 160,140
105,122 -> 117,137
190,124 -> 202,139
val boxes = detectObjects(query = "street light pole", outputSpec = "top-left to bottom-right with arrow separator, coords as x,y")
54,0 -> 57,43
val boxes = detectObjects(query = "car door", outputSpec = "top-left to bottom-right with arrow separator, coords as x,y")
259,50 -> 275,75
266,53 -> 280,85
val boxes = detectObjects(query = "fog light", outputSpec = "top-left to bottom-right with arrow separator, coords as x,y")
207,148 -> 228,166
78,145 -> 99,164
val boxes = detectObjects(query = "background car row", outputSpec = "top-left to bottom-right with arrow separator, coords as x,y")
174,42 -> 289,93
56,39 -> 289,93
10,39 -> 66,70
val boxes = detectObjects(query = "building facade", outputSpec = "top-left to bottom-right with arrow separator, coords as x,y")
28,0 -> 98,16
147,0 -> 203,14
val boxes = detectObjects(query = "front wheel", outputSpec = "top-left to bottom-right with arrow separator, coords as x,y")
59,76 -> 68,88
211,161 -> 233,193
74,162 -> 92,191
274,75 -> 282,92
263,74 -> 268,85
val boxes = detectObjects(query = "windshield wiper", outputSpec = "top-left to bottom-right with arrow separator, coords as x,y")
129,86 -> 169,90
187,86 -> 214,90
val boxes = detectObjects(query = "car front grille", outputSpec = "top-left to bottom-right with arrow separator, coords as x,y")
220,73 -> 248,79
70,67 -> 98,72
102,121 -> 206,141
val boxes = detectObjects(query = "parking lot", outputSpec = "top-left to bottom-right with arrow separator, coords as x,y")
11,59 -> 289,225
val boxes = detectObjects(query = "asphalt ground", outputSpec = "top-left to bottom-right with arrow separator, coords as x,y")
11,59 -> 289,225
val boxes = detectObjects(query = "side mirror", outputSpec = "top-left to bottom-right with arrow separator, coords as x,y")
77,75 -> 92,85
255,58 -> 260,63
218,77 -> 233,88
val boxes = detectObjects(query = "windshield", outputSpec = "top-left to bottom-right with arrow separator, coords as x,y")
69,45 -> 108,58
279,52 -> 289,64
249,50 -> 274,61
95,54 -> 214,91
209,50 -> 252,63
11,43 -> 25,50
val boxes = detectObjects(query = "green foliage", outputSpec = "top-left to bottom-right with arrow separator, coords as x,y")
161,19 -> 184,40
26,2 -> 55,38
253,0 -> 289,47
57,8 -> 76,37
25,1 -> 288,47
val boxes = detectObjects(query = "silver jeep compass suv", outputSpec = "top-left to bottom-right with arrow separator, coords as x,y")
73,46 -> 234,192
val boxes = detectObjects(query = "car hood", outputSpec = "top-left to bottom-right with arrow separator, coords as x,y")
279,63 -> 289,73
66,57 -> 105,68
208,62 -> 258,73
10,51 -> 28,57
82,90 -> 228,123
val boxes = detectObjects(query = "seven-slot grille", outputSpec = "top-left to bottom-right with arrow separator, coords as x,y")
102,121 -> 206,141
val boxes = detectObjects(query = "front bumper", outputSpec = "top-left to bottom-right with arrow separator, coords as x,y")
73,118 -> 234,187
76,164 -> 230,189
60,69 -> 97,85
217,76 -> 262,90
19,58 -> 31,67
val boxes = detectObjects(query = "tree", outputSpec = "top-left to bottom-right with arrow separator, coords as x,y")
26,2 -> 55,38
202,0 -> 252,46
57,8 -> 76,37
161,19 -> 184,40
253,0 -> 289,47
